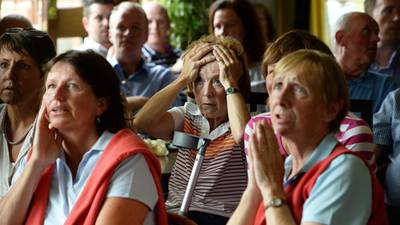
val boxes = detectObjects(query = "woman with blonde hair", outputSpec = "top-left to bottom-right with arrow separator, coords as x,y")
229,50 -> 387,225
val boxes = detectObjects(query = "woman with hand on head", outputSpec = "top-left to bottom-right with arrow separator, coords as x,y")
228,50 -> 387,225
0,28 -> 55,197
0,50 -> 167,225
134,35 -> 250,225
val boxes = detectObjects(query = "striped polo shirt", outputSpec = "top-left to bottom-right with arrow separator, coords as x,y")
167,103 -> 248,217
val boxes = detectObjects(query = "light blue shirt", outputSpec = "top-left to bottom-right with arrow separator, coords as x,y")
284,133 -> 372,225
373,88 -> 400,206
369,49 -> 400,87
110,59 -> 184,107
14,131 -> 158,225
347,71 -> 396,113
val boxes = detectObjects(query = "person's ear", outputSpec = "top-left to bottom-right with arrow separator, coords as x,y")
323,101 -> 343,123
96,97 -> 110,116
82,17 -> 90,33
335,30 -> 346,46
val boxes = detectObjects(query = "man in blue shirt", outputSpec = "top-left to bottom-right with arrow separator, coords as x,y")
365,0 -> 400,87
108,2 -> 184,111
333,12 -> 396,112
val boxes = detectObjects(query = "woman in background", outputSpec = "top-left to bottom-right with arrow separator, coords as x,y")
0,28 -> 55,197
209,0 -> 267,93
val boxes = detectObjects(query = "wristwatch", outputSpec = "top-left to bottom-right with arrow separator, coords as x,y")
225,87 -> 240,95
265,197 -> 285,210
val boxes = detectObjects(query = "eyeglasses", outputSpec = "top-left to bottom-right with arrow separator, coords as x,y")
3,27 -> 48,39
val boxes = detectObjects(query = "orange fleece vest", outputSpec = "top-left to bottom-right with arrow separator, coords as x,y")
24,129 -> 168,225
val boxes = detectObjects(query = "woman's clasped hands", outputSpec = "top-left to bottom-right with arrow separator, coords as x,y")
248,121 -> 285,201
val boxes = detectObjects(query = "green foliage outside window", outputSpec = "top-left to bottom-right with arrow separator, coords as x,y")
158,0 -> 214,50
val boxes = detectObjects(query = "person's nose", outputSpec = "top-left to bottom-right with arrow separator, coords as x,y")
202,81 -> 214,97
149,20 -> 156,30
274,85 -> 291,107
122,28 -> 132,36
393,8 -> 400,21
215,26 -> 227,37
372,32 -> 380,43
103,18 -> 109,27
2,66 -> 14,80
52,85 -> 66,101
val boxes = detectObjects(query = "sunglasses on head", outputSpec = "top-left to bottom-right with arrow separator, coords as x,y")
3,27 -> 48,38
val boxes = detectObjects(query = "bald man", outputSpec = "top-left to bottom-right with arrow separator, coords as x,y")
0,14 -> 32,35
333,12 -> 396,112
142,2 -> 181,68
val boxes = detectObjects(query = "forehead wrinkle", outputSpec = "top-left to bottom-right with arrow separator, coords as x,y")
199,59 -> 219,79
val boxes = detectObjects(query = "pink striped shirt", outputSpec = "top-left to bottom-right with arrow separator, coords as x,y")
244,112 -> 377,172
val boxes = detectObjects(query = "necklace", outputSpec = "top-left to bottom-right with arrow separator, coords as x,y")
3,119 -> 34,145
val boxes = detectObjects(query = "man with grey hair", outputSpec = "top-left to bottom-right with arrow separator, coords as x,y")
365,0 -> 400,87
77,0 -> 113,57
108,2 -> 184,110
333,11 -> 396,113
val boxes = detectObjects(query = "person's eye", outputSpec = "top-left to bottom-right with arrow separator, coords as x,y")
361,28 -> 371,36
132,25 -> 142,32
195,77 -> 204,84
117,25 -> 126,32
95,15 -> 103,21
272,81 -> 283,90
0,61 -> 8,70
17,62 -> 31,70
67,82 -> 80,90
46,83 -> 56,90
212,79 -> 223,87
294,85 -> 307,95
382,7 -> 393,16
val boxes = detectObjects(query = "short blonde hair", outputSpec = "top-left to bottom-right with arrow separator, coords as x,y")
185,35 -> 250,100
273,49 -> 349,132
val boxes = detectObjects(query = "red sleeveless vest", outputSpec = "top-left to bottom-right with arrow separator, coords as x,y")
24,129 -> 168,225
254,145 -> 387,225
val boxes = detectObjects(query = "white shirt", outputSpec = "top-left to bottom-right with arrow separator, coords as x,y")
76,37 -> 109,57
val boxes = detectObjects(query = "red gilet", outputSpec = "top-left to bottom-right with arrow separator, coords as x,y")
254,145 -> 387,225
24,129 -> 168,225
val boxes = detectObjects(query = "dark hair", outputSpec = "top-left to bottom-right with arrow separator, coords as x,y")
83,0 -> 114,16
46,50 -> 130,133
253,3 -> 275,42
0,28 -> 56,76
208,0 -> 266,64
262,30 -> 333,76
364,0 -> 376,14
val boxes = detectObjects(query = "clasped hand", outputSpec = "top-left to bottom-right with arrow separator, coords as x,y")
248,121 -> 285,200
